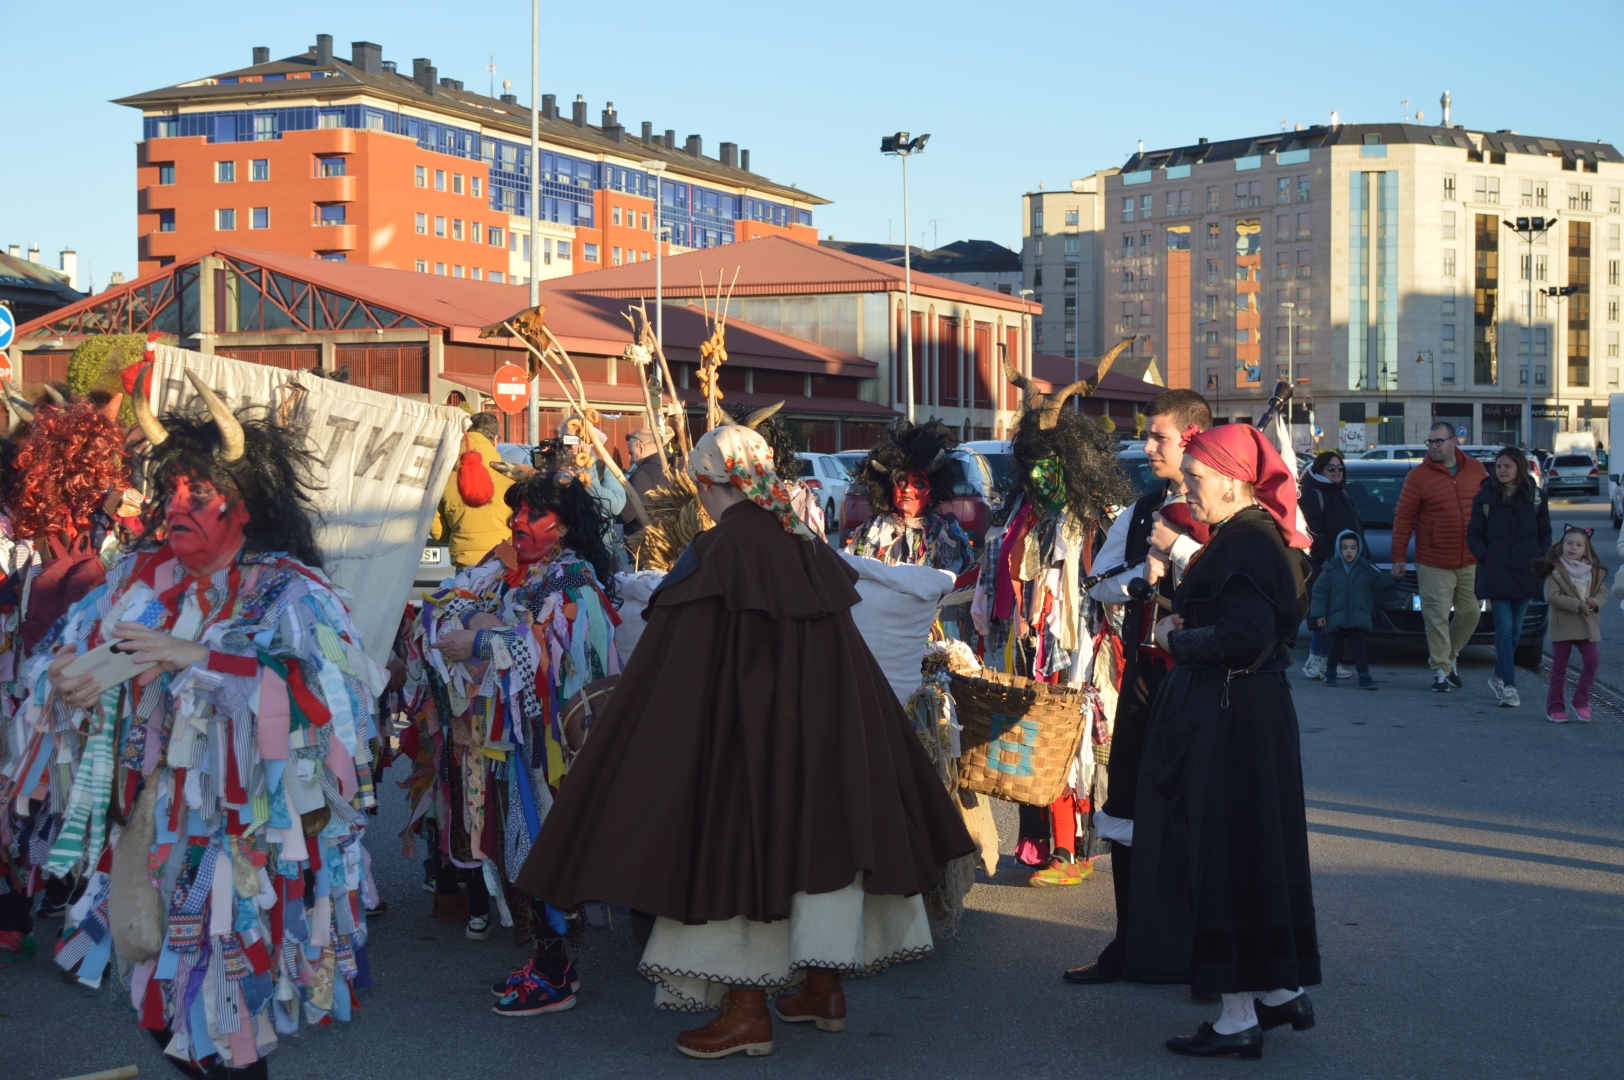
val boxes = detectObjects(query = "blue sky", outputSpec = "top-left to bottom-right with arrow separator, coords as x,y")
3,0 -> 1620,292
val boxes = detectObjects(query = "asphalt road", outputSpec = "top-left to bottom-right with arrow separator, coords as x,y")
8,610 -> 1624,1078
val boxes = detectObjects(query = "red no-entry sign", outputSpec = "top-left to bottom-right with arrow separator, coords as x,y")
492,363 -> 530,414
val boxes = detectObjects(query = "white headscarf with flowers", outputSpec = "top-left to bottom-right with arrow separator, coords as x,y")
687,424 -> 817,540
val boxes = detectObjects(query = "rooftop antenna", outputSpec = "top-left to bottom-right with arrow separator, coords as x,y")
1402,98 -> 1411,122
1280,119 -> 1290,132
1440,90 -> 1452,126
487,54 -> 496,97
1415,108 -> 1425,123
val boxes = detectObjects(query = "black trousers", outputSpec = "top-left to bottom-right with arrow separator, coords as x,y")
435,861 -> 490,918
1093,840 -> 1133,973
1326,628 -> 1369,675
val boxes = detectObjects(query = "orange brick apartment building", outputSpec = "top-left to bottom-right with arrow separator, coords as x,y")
122,35 -> 823,280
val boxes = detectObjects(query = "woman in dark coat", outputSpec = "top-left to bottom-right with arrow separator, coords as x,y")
518,423 -> 973,1060
1298,450 -> 1363,677
1466,446 -> 1551,708
1126,424 -> 1320,1060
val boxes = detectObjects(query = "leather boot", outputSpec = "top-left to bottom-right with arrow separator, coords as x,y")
675,988 -> 774,1059
772,968 -> 847,1032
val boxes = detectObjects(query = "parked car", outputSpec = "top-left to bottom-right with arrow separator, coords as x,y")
839,447 -> 995,548
1543,453 -> 1601,497
960,440 -> 1016,505
1338,459 -> 1547,667
416,541 -> 453,591
794,452 -> 852,533
1115,448 -> 1165,500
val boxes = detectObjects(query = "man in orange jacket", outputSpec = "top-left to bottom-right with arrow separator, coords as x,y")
1389,422 -> 1490,692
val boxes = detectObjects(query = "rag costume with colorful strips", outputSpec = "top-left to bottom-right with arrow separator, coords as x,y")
401,545 -> 619,928
16,542 -> 384,1068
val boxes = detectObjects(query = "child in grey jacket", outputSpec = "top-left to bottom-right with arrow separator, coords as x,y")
1310,529 -> 1400,688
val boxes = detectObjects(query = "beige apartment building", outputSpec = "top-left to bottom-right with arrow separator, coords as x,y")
1061,121 -> 1622,450
1021,175 -> 1128,375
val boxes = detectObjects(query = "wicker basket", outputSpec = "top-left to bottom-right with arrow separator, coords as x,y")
951,668 -> 1087,807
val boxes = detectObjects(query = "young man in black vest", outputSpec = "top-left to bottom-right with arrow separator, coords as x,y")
1063,388 -> 1212,985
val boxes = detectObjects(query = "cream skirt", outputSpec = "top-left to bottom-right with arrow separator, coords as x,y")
637,876 -> 934,1011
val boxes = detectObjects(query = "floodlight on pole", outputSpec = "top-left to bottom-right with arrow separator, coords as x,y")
1504,214 -> 1558,448
641,159 -> 669,361
882,131 -> 931,423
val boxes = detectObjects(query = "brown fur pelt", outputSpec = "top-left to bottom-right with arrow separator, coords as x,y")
627,469 -> 713,571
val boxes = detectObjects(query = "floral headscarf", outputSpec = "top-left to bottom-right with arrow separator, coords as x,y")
687,424 -> 816,540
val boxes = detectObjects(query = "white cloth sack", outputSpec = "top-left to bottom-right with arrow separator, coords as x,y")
839,553 -> 955,704
611,571 -> 667,661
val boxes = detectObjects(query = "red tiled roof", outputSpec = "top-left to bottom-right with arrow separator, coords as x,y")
1029,352 -> 1159,403
542,235 -> 1037,313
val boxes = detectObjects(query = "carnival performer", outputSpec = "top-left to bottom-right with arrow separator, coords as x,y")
16,375 -> 385,1078
402,468 -> 620,1015
1063,389 -> 1211,984
0,395 -> 137,966
845,419 -> 973,576
516,423 -> 972,1059
971,380 -> 1135,888
725,400 -> 824,536
1128,423 -> 1320,1059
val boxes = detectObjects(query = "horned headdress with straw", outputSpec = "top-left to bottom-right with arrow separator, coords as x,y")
134,369 -> 326,568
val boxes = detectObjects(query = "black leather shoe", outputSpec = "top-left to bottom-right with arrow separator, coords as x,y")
1062,960 -> 1122,984
1254,992 -> 1314,1031
1166,1022 -> 1263,1059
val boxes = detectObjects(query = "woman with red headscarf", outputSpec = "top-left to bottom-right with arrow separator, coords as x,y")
1124,423 -> 1321,1060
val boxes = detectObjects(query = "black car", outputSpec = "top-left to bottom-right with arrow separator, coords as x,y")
1332,460 -> 1547,667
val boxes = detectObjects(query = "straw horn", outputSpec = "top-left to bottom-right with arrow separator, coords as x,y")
743,401 -> 784,429
0,378 -> 34,425
185,370 -> 244,461
41,384 -> 65,405
132,379 -> 168,447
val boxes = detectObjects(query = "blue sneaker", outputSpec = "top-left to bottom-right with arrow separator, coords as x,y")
493,968 -> 578,1016
1322,674 -> 1337,687
492,958 -> 580,996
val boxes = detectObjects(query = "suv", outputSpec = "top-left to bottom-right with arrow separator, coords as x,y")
1543,453 -> 1601,497
839,447 -> 996,547
1337,459 -> 1547,667
794,452 -> 852,533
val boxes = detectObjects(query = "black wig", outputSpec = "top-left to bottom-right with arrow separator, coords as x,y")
854,419 -> 958,515
144,406 -> 326,569
724,401 -> 803,481
505,470 -> 619,605
1009,408 -> 1136,521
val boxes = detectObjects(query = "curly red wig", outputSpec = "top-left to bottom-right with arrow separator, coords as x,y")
10,402 -> 129,542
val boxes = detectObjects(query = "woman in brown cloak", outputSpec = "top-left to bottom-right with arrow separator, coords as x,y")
516,423 -> 973,1059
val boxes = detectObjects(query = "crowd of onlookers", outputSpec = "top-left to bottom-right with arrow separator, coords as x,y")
1296,423 -> 1614,720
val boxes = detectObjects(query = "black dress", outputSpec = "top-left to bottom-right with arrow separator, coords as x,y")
1123,506 -> 1322,994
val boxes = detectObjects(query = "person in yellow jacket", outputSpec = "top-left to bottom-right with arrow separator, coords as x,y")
432,412 -> 515,567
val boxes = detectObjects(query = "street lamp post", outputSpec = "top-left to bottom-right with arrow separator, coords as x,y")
640,159 -> 669,356
1544,283 -> 1580,446
1415,350 -> 1435,440
526,0 -> 542,444
1504,215 -> 1558,449
1280,301 -> 1296,384
881,132 -> 930,423
1018,288 -> 1033,436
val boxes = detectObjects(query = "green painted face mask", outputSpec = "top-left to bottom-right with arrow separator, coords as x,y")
1028,457 -> 1066,514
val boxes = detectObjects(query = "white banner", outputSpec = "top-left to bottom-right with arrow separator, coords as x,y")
149,345 -> 466,664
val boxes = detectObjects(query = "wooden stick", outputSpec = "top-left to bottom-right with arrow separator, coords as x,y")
538,325 -> 650,528
56,1067 -> 140,1080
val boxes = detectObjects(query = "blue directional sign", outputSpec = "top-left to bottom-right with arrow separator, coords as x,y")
0,306 -> 13,351
1457,426 -> 1467,439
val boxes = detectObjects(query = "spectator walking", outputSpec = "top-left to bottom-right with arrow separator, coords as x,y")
1389,422 -> 1489,692
1300,450 -> 1365,680
1310,530 -> 1399,689
1541,527 -> 1608,722
1466,447 -> 1551,707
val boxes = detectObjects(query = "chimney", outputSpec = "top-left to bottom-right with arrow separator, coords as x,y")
382,60 -> 396,74
1198,137 -> 1209,146
740,149 -> 750,172
720,142 -> 738,168
314,34 -> 333,67
351,41 -> 382,75
110,271 -> 125,287
59,250 -> 79,291
1137,139 -> 1144,154
26,244 -> 39,264
685,134 -> 702,157
542,94 -> 557,120
641,121 -> 653,143
600,103 -> 624,141
1330,110 -> 1340,126
440,78 -> 463,91
252,46 -> 270,65
664,129 -> 676,149
500,93 -> 517,105
6,245 -> 17,257
413,58 -> 437,96
1440,90 -> 1452,127
601,102 -> 618,128
572,95 -> 587,127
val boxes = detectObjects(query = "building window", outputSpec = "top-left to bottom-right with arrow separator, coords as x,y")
1277,178 -> 1292,205
435,170 -> 446,192
1442,211 -> 1456,239
253,115 -> 275,141
1141,194 -> 1153,219
1204,221 -> 1220,250
1442,323 -> 1457,353
415,166 -> 427,188
320,253 -> 346,263
1474,176 -> 1500,203
453,173 -> 464,195
216,161 -> 235,183
491,270 -> 504,283
583,243 -> 599,263
1121,233 -> 1133,254
317,205 -> 345,225
452,219 -> 463,240
471,267 -> 482,280
1444,174 -> 1456,201
250,159 -> 268,181
1206,186 -> 1220,213
1032,209 -> 1043,230
612,246 -> 623,265
416,260 -> 427,272
471,177 -> 481,198
216,208 -> 235,230
158,164 -> 175,185
1610,296 -> 1620,323
1441,361 -> 1456,383
1611,259 -> 1621,286
1121,196 -> 1134,222
1520,179 -> 1534,207
1610,187 -> 1622,214
1535,181 -> 1548,208
1064,236 -> 1080,255
557,241 -> 571,261
1536,254 -> 1548,282
1065,208 -> 1080,226
1610,223 -> 1622,251
1443,249 -> 1456,277
314,156 -> 343,178
1297,176 -> 1312,203
640,212 -> 650,230
1297,213 -> 1311,241
471,221 -> 481,243
435,263 -> 445,275
1205,294 -> 1218,318
415,213 -> 427,235
318,112 -> 341,130
1276,252 -> 1291,280
489,226 -> 503,246
1275,214 -> 1291,244
1569,184 -> 1592,211
158,210 -> 175,232
452,265 -> 464,278
613,207 -> 623,226
250,207 -> 268,229
1234,180 -> 1262,208
1442,285 -> 1456,316
434,216 -> 446,237
1296,252 -> 1311,278
1609,331 -> 1620,359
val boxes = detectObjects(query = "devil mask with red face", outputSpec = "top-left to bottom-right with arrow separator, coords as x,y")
894,470 -> 931,519
164,473 -> 250,576
512,503 -> 565,564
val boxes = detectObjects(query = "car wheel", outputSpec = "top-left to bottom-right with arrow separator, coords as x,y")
825,499 -> 837,530
1514,643 -> 1543,670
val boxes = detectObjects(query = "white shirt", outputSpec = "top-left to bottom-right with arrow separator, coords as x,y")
1089,489 -> 1201,606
